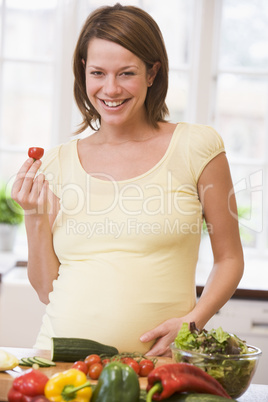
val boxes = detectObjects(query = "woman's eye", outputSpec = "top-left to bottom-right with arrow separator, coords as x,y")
90,71 -> 103,76
121,71 -> 135,76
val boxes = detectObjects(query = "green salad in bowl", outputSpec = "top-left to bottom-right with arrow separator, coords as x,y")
170,322 -> 262,398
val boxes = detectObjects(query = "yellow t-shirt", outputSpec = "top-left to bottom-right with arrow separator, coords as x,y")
34,123 -> 225,352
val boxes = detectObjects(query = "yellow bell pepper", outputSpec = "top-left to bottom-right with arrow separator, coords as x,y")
44,368 -> 92,402
0,349 -> 19,371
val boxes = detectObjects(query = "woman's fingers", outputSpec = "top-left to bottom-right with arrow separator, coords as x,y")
12,158 -> 41,197
28,174 -> 49,214
141,318 -> 182,356
11,159 -> 33,197
146,341 -> 172,357
11,159 -> 47,213
21,159 -> 42,195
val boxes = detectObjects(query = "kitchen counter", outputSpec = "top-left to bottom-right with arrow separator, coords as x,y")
0,347 -> 169,401
0,347 -> 267,401
1,259 -> 268,300
196,285 -> 268,300
237,384 -> 268,401
1,238 -> 268,298
197,240 -> 268,299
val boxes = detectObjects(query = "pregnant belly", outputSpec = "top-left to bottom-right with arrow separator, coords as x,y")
45,261 -> 194,353
47,297 -> 159,353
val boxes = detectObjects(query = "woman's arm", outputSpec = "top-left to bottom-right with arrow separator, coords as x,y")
12,158 -> 60,304
189,152 -> 244,328
140,152 -> 244,356
178,152 -> 244,333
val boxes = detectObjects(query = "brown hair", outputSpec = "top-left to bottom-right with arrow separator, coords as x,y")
73,3 -> 169,133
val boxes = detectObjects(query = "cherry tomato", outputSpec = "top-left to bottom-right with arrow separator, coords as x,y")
102,358 -> 111,366
121,357 -> 140,375
84,354 -> 101,368
139,359 -> 155,377
88,362 -> 103,380
71,360 -> 89,375
28,147 -> 44,160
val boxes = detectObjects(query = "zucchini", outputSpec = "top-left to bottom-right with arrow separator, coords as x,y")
161,394 -> 236,401
51,337 -> 119,362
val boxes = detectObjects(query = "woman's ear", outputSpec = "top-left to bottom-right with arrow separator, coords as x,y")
147,61 -> 161,86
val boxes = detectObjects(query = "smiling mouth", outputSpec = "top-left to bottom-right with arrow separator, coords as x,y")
102,99 -> 127,107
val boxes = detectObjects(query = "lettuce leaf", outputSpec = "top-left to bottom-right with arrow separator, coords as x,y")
212,326 -> 230,343
174,322 -> 197,350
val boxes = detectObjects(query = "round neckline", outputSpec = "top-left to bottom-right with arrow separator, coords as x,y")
74,123 -> 182,184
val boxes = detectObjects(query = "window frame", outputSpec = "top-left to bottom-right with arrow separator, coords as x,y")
208,0 -> 268,256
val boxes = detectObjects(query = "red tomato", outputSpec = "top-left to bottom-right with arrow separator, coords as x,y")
84,354 -> 101,368
102,358 -> 111,366
121,357 -> 140,375
28,147 -> 44,160
88,362 -> 103,380
139,359 -> 155,377
71,360 -> 89,375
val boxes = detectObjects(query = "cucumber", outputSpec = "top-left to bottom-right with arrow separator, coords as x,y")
51,337 -> 119,362
27,357 -> 39,365
20,358 -> 33,366
161,394 -> 236,401
19,356 -> 55,367
19,358 -> 32,366
33,357 -> 56,367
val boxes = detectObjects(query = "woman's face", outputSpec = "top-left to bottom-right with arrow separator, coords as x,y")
84,38 -> 153,128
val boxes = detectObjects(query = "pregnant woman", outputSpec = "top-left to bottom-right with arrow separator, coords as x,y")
12,3 -> 244,356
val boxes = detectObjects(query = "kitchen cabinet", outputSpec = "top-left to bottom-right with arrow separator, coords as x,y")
0,267 -> 46,348
206,298 -> 268,385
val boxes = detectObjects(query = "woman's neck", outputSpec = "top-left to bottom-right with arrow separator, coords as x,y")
95,120 -> 160,145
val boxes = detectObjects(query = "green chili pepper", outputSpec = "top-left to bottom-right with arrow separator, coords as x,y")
91,361 -> 140,402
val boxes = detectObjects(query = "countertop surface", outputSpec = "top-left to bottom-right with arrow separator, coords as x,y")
1,256 -> 268,300
0,347 -> 267,401
0,348 -> 168,401
237,384 -> 268,401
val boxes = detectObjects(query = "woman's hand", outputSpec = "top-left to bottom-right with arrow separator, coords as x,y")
140,317 -> 184,356
12,158 -> 60,303
11,158 -> 49,217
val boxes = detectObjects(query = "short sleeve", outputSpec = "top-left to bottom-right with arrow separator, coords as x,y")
40,144 -> 62,198
188,124 -> 225,183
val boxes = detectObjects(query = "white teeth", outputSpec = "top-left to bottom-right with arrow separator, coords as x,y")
103,100 -> 124,107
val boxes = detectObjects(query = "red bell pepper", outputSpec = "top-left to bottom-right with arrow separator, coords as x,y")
146,363 -> 232,401
8,369 -> 49,402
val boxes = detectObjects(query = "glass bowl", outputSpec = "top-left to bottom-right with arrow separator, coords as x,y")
170,342 -> 262,398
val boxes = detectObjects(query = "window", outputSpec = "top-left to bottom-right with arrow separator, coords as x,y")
0,0 -> 267,269
212,0 -> 268,253
0,0 -> 59,184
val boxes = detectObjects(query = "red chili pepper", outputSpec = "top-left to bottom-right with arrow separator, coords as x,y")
146,363 -> 232,401
7,369 -> 49,402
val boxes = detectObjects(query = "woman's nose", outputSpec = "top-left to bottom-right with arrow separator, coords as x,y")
103,75 -> 121,96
